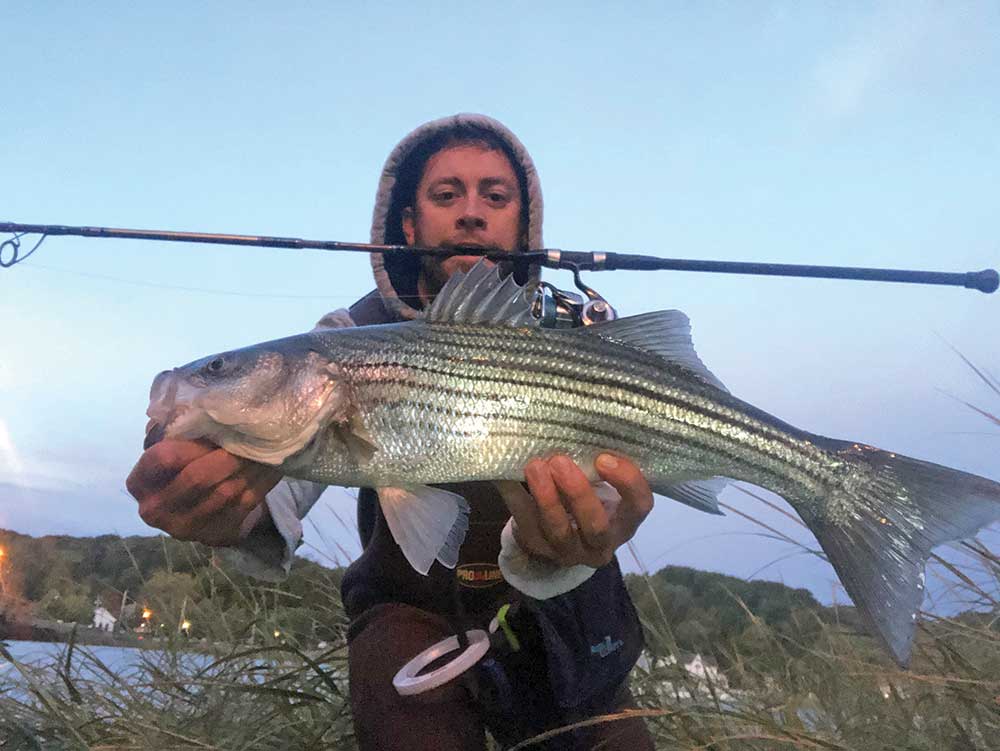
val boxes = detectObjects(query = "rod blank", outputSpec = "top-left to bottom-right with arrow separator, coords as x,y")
1,222 -> 995,294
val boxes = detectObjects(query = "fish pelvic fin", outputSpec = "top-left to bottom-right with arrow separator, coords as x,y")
377,485 -> 471,574
800,436 -> 1000,667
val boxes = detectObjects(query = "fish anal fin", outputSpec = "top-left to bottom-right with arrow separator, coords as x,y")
652,477 -> 728,515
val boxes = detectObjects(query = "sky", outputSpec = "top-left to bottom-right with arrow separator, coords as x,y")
1,1 -> 998,609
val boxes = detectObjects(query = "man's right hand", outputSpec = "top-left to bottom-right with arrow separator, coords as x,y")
126,439 -> 283,547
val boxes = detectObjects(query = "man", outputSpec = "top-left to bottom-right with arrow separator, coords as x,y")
127,113 -> 655,749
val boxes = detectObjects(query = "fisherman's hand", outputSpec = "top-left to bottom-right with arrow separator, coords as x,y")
126,439 -> 283,547
496,454 -> 654,568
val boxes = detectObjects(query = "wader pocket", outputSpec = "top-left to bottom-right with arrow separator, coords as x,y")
517,557 -> 644,712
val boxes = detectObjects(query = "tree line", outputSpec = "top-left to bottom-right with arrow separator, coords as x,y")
0,527 -> 863,652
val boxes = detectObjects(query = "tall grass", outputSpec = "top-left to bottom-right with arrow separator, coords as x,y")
1,358 -> 997,750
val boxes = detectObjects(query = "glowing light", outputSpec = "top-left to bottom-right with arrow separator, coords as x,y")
273,629 -> 281,638
142,609 -> 152,620
180,620 -> 191,632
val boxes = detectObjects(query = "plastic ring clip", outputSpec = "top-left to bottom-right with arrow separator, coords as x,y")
392,629 -> 490,696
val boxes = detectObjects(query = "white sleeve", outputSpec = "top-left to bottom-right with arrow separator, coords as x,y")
498,518 -> 597,598
497,482 -> 621,598
223,478 -> 330,581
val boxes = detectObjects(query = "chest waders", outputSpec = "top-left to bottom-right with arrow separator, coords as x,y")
393,560 -> 645,749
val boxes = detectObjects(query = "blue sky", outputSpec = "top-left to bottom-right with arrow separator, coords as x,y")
1,2 -> 998,607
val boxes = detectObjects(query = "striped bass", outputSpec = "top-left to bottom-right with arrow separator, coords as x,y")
145,261 -> 1000,666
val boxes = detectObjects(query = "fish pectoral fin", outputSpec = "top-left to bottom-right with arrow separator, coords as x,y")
652,477 -> 728,515
579,310 -> 729,393
377,485 -> 471,575
334,418 -> 379,465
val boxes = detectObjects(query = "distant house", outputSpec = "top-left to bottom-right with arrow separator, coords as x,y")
92,605 -> 117,632
637,649 -> 731,698
679,652 -> 728,688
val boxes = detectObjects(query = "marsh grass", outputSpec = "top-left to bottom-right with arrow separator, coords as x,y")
0,628 -> 354,749
1,358 -> 997,749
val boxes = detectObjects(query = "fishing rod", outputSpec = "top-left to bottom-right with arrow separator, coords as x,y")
2,221 -> 997,294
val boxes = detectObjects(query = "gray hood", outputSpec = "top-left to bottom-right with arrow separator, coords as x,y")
369,113 -> 544,321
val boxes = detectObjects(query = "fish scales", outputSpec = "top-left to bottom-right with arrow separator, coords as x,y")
314,322 -> 839,502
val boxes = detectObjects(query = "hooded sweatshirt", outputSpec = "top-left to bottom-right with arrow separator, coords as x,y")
230,114 -> 553,621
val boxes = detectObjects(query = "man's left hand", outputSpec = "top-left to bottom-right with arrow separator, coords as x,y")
496,454 -> 654,568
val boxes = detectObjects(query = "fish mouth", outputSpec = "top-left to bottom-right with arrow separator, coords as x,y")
145,370 -> 177,448
142,356 -> 344,464
143,419 -> 167,449
143,369 -> 200,449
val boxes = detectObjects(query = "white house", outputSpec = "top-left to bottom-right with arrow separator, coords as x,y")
92,605 -> 117,632
681,652 -> 728,688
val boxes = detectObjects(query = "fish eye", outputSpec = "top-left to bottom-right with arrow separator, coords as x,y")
206,357 -> 226,374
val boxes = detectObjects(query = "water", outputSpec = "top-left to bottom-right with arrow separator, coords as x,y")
0,639 -> 212,697
3,639 -> 149,673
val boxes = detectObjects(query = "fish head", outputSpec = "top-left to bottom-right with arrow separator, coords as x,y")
145,337 -> 349,465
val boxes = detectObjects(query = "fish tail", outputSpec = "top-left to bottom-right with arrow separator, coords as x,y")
797,436 -> 1000,667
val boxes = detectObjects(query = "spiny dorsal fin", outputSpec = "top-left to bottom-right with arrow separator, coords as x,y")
425,259 -> 538,327
579,310 -> 729,393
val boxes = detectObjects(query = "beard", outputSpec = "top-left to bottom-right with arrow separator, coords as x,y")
414,233 -> 508,300
419,253 -> 495,298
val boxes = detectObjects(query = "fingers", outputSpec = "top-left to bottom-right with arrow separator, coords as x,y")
524,458 -> 577,558
126,439 -> 218,499
506,454 -> 653,569
168,465 -> 280,546
159,448 -> 245,511
549,456 -> 612,551
494,480 -> 558,560
128,439 -> 282,547
595,453 -> 654,543
517,456 -> 614,568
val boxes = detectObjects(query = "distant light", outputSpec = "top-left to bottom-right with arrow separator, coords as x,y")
142,609 -> 152,620
273,630 -> 281,638
181,620 -> 191,632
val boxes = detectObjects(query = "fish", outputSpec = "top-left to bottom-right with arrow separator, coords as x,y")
145,260 -> 1000,667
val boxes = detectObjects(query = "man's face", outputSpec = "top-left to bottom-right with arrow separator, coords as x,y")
402,143 -> 523,296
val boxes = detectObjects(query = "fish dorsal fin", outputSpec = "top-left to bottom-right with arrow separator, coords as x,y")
580,310 -> 729,393
425,259 -> 538,327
